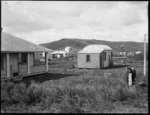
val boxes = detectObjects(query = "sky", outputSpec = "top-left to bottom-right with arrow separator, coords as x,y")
2,1 -> 148,44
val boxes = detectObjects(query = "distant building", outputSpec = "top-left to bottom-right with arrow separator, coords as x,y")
51,50 -> 68,59
127,52 -> 134,57
77,44 -> 113,69
1,32 -> 53,80
65,46 -> 78,56
135,51 -> 142,55
119,52 -> 127,57
48,46 -> 79,60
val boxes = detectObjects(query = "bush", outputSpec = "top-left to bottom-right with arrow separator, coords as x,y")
1,81 -> 15,103
11,82 -> 29,103
1,68 -> 148,113
26,81 -> 48,104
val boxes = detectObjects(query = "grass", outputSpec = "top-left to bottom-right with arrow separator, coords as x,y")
1,59 -> 148,113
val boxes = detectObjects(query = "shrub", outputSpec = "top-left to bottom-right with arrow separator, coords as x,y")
11,82 -> 29,103
1,81 -> 15,103
26,81 -> 47,104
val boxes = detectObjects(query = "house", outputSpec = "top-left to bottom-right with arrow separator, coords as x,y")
48,46 -> 80,60
65,46 -> 78,56
48,50 -> 68,60
135,51 -> 142,55
119,52 -> 127,57
1,32 -> 53,80
50,50 -> 68,59
77,44 -> 113,69
127,51 -> 135,57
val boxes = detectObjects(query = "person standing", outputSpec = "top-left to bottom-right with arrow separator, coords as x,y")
126,67 -> 133,88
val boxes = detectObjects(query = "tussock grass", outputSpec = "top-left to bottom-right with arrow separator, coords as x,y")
1,63 -> 148,113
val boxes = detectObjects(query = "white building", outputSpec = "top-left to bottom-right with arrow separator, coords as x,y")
65,46 -> 77,56
119,52 -> 126,57
77,44 -> 113,69
135,51 -> 142,55
48,50 -> 68,60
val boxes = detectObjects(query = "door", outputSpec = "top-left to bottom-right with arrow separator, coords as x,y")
100,54 -> 103,69
10,53 -> 19,77
18,53 -> 28,75
108,55 -> 110,67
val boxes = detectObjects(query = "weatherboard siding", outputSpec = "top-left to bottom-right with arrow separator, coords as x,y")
19,65 -> 28,75
78,53 -> 100,69
10,53 -> 18,66
1,70 -> 7,78
1,53 -> 47,79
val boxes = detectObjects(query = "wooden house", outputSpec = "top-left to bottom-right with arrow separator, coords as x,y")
77,44 -> 113,69
1,32 -> 53,80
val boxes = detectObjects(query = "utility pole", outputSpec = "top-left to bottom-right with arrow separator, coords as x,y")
144,34 -> 146,76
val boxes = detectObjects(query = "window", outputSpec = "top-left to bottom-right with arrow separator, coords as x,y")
18,53 -> 27,64
86,55 -> 91,62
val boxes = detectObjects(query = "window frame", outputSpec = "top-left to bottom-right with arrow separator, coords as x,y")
86,54 -> 91,63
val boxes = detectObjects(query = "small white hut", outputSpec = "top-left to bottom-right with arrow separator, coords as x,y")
77,44 -> 113,69
65,46 -> 76,56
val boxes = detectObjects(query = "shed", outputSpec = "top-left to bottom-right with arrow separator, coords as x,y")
1,32 -> 53,80
77,44 -> 113,69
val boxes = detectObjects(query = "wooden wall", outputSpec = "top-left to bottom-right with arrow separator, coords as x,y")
77,53 -> 100,69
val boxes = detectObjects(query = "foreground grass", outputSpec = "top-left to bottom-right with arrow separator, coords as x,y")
1,60 -> 148,113
1,70 -> 148,113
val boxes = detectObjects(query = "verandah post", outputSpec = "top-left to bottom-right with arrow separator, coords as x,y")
6,53 -> 10,77
27,53 -> 30,74
45,52 -> 48,72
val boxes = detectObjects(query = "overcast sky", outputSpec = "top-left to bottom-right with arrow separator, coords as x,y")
2,1 -> 148,44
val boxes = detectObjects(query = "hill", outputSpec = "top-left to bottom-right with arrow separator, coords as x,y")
40,38 -> 148,53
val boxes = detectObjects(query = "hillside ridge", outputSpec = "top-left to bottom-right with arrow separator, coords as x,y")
40,38 -> 147,52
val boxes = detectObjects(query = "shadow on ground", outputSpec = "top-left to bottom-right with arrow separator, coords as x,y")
14,73 -> 74,86
104,64 -> 130,69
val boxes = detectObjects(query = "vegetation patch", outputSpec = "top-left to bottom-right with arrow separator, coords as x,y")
1,61 -> 148,113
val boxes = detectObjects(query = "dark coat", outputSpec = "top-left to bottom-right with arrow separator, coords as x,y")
126,67 -> 137,87
132,69 -> 136,84
126,67 -> 132,87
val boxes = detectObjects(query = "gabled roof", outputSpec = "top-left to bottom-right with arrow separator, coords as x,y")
1,32 -> 53,52
78,44 -> 112,54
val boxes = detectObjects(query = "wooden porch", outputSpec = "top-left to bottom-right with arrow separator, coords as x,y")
1,52 -> 49,81
1,65 -> 47,81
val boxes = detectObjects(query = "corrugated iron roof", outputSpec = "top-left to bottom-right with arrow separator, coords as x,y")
1,32 -> 53,52
78,44 -> 112,53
